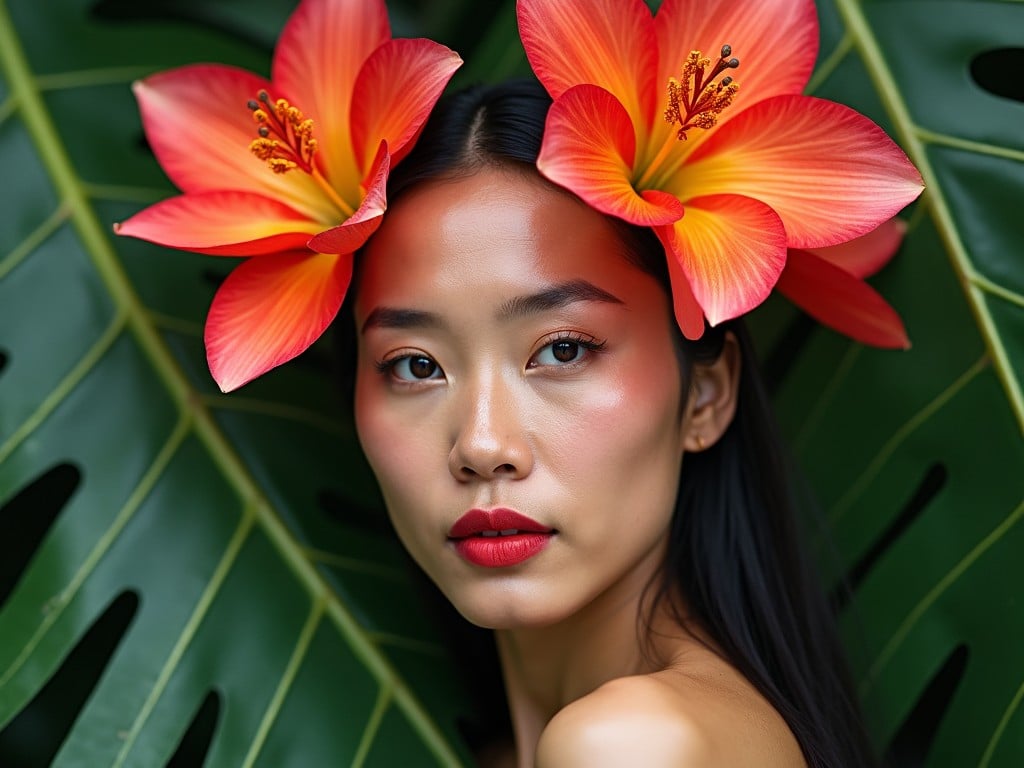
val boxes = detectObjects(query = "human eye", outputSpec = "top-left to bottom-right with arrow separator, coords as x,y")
376,351 -> 445,383
528,332 -> 606,369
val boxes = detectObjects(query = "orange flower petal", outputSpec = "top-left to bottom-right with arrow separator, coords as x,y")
133,66 -> 335,223
660,194 -> 787,326
114,191 -> 320,255
777,248 -> 910,348
654,224 -> 708,340
350,38 -> 462,173
538,85 -> 683,226
808,218 -> 906,279
308,142 -> 390,254
655,0 -> 818,106
272,0 -> 390,188
683,95 -> 924,248
205,251 -> 352,391
518,0 -> 658,125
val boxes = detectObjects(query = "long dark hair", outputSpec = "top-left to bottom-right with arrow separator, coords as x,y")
355,79 -> 877,768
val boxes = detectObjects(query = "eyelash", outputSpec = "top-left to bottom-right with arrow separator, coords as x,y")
374,332 -> 607,382
528,331 -> 606,369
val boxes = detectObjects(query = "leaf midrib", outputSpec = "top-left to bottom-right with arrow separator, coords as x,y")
835,0 -> 1024,434
0,3 -> 462,764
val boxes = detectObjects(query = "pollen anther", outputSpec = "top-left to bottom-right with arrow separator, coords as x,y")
664,45 -> 741,140
246,90 -> 318,174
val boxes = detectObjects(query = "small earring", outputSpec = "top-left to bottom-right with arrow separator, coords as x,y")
695,434 -> 705,451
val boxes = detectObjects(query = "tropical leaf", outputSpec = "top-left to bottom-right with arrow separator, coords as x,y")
2,0 -> 1023,766
750,0 -> 1024,765
0,0 -> 478,765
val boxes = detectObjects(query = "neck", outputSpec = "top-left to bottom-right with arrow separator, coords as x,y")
493,543 -> 681,766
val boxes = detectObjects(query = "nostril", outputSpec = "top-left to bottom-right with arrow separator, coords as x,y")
495,463 -> 516,474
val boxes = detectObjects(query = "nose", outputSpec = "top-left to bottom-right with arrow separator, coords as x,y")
448,374 -> 533,482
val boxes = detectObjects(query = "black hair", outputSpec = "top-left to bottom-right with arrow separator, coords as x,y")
348,79 -> 877,767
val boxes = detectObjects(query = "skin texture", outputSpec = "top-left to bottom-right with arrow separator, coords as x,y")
353,169 -> 805,767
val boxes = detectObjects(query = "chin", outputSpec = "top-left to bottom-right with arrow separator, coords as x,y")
444,583 -> 580,631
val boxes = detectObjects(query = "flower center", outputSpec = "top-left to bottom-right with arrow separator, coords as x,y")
247,90 -> 318,174
245,90 -> 355,218
663,45 -> 740,140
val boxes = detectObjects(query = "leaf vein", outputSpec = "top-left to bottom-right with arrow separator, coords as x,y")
859,498 -> 1024,695
0,311 -> 127,467
0,413 -> 192,693
835,0 -> 1024,433
112,508 -> 256,767
349,686 -> 393,768
241,596 -> 326,768
979,676 -> 1024,768
0,202 -> 70,281
828,354 -> 989,525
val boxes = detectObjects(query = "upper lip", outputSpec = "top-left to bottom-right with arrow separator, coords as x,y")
448,508 -> 553,538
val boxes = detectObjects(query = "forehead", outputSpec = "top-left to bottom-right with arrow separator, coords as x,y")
355,169 -> 651,316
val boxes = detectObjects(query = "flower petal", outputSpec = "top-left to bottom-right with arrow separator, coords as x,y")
655,0 -> 818,105
114,191 -> 321,255
273,0 -> 390,189
653,225 -> 708,340
808,218 -> 906,279
659,194 -> 787,326
538,85 -> 683,226
308,142 -> 390,254
777,248 -> 910,348
351,38 -> 462,173
134,66 -> 336,223
205,250 -> 352,391
518,0 -> 658,126
682,95 -> 924,248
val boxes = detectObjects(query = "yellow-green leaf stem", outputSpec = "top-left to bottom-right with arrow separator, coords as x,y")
835,0 -> 1024,435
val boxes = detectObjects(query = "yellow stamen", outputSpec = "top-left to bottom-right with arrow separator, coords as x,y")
246,89 -> 355,217
637,45 -> 740,189
664,46 -> 740,140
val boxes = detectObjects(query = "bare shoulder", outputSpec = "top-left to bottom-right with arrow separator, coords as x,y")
535,668 -> 806,768
535,675 -> 712,767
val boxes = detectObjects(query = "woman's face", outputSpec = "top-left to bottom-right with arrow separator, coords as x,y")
354,169 -> 690,629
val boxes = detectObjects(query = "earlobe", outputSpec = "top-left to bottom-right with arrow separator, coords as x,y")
682,333 -> 741,453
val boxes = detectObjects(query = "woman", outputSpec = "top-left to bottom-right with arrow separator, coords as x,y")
344,80 -> 879,768
114,0 -> 920,762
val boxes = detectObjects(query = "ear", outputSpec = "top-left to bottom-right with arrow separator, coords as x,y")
682,332 -> 741,453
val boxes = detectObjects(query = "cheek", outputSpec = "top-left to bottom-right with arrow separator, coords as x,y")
539,365 -> 685,515
354,380 -> 434,521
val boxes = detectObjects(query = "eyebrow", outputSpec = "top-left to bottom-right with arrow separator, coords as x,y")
361,279 -> 623,334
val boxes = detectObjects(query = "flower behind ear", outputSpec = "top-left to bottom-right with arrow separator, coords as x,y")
518,0 -> 922,342
115,0 -> 461,391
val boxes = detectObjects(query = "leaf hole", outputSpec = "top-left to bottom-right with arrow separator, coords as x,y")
971,49 -> 1024,104
0,349 -> 8,376
883,644 -> 969,767
166,689 -> 222,767
317,488 -> 391,535
830,463 -> 947,612
0,462 -> 83,608
0,590 -> 140,767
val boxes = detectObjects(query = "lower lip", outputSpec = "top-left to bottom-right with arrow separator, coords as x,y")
452,533 -> 552,568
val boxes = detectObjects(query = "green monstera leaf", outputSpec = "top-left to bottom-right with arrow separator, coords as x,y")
0,0 -> 490,764
751,0 -> 1024,766
1,0 -> 1022,767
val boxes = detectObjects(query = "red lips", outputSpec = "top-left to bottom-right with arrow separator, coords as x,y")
449,508 -> 553,538
449,508 -> 554,568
